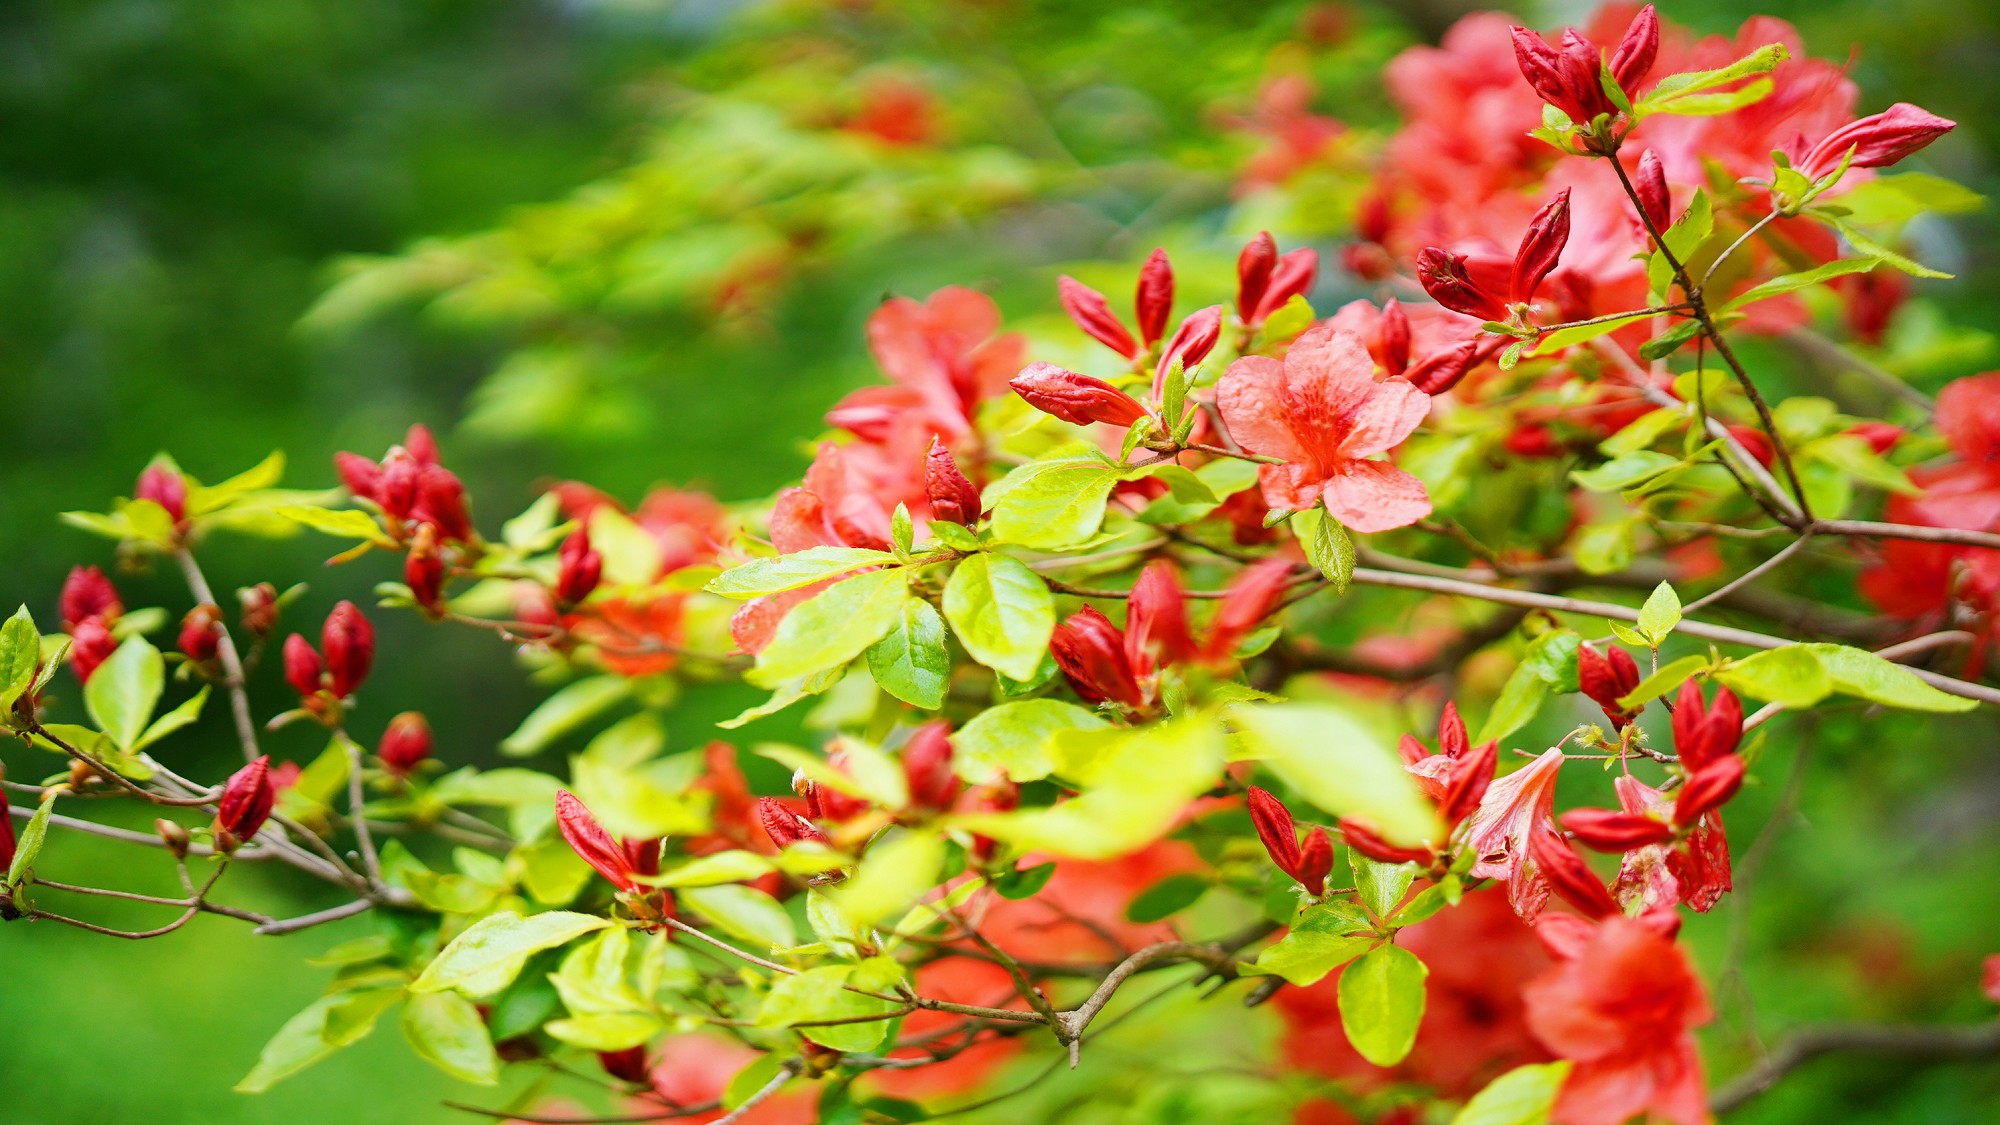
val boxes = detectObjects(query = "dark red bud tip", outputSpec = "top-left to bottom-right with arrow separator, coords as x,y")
1135,248 -> 1175,347
1057,276 -> 1141,360
282,634 -> 324,699
901,722 -> 961,813
1247,786 -> 1303,877
598,1047 -> 650,1086
1050,606 -> 1146,710
556,527 -> 604,606
1674,754 -> 1747,824
1634,149 -> 1672,234
239,582 -> 280,637
1010,362 -> 1150,428
379,712 -> 433,778
1439,739 -> 1498,828
758,796 -> 831,849
1511,188 -> 1572,306
178,605 -> 222,665
557,790 -> 640,892
1338,818 -> 1433,866
1529,827 -> 1620,919
1236,233 -> 1278,322
1417,248 -> 1507,322
60,566 -> 123,630
923,438 -> 983,528
405,545 -> 446,615
1558,807 -> 1676,852
0,792 -> 16,872
1577,644 -> 1643,727
404,423 -> 441,466
215,756 -> 275,852
136,464 -> 188,525
1610,4 -> 1660,94
1296,828 -> 1334,897
321,601 -> 374,700
1380,298 -> 1412,378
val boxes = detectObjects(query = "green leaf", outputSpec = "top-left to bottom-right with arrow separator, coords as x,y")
1724,257 -> 1881,312
1638,318 -> 1704,361
1601,407 -> 1685,457
1570,451 -> 1680,493
1618,654 -> 1709,710
723,1053 -> 789,1109
1355,858 -> 1416,920
1124,873 -> 1209,923
132,685 -> 210,753
401,991 -> 501,1085
1807,434 -> 1918,496
1247,902 -> 1376,986
1572,519 -> 1636,576
1834,172 -> 1985,226
1801,644 -> 1979,713
680,884 -> 796,950
500,676 -> 629,757
411,911 -> 612,996
756,962 -> 903,1053
1449,1062 -> 1574,1125
865,598 -> 950,710
1652,77 -> 1773,116
1641,43 -> 1789,109
749,568 -> 912,689
953,699 -> 1109,783
1826,216 -> 1951,278
1532,311 -> 1656,355
1232,703 -> 1442,848
1296,509 -> 1355,594
827,830 -> 945,929
1476,631 -> 1579,744
543,1012 -> 667,1051
994,861 -> 1056,900
1338,943 -> 1429,1067
1261,294 -> 1316,345
83,636 -> 165,751
6,792 -> 56,889
1715,646 -> 1832,708
235,989 -> 399,1093
942,554 -> 1054,682
273,505 -> 390,543
0,606 -> 39,715
986,456 -> 1124,550
706,546 -> 897,599
1637,582 -> 1681,645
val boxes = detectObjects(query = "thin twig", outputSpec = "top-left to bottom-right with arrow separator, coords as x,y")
1709,1020 -> 2000,1112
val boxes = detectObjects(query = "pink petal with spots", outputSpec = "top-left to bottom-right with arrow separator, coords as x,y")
1217,355 -> 1306,462
1321,460 -> 1432,533
1339,377 -> 1431,458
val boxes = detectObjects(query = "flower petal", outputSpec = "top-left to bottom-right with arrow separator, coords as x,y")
1338,377 -> 1431,458
1279,326 -> 1377,451
1321,460 -> 1432,533
1217,355 -> 1306,462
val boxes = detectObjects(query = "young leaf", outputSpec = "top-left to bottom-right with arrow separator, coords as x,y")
1337,943 -> 1429,1067
0,606 -> 39,714
706,546 -> 897,599
865,598 -> 951,710
1636,582 -> 1681,645
83,636 -> 165,751
1715,646 -> 1831,708
756,961 -> 903,1052
401,991 -> 501,1085
828,830 -> 946,929
1723,257 -> 1882,313
680,884 -> 797,950
6,792 -> 56,889
500,676 -> 630,757
1247,902 -> 1377,986
235,989 -> 400,1093
748,568 -> 912,689
1448,1061 -> 1574,1125
131,685 -> 211,753
942,553 -> 1054,682
985,457 -> 1123,549
1296,509 -> 1356,594
1124,873 -> 1209,923
1618,654 -> 1709,710
1355,858 -> 1417,920
1800,644 -> 1979,713
411,911 -> 612,996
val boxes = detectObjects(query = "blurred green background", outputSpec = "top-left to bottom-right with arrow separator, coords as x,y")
2,1 -> 1996,1122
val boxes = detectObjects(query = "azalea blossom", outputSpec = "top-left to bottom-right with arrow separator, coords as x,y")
1464,747 -> 1566,920
1216,325 -> 1432,533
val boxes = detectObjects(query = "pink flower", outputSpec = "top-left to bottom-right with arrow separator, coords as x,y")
1216,325 -> 1431,533
1465,747 -> 1566,920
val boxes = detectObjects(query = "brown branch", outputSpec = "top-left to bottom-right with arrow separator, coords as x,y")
1709,1020 -> 2000,1113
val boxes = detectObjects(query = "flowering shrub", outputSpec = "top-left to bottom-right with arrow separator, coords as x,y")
7,6 -> 2000,1124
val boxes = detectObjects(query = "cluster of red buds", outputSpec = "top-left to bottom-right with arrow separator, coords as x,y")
1577,643 -> 1645,729
213,756 -> 276,853
1248,786 -> 1333,896
1341,702 -> 1498,867
1234,232 -> 1319,332
282,601 -> 374,720
1048,558 -> 1292,715
135,462 -> 191,535
1510,4 -> 1658,143
784,724 -> 965,838
335,425 -> 475,545
58,566 -> 123,685
554,528 -> 604,608
1416,189 -> 1572,326
1057,249 -> 1177,365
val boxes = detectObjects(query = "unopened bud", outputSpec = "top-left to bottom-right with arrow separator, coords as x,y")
1634,149 -> 1672,234
1134,248 -> 1175,347
901,722 -> 961,813
379,712 -> 432,779
1379,298 -> 1412,378
60,566 -> 122,630
1049,607 -> 1145,709
69,618 -> 117,685
1338,818 -> 1434,866
1057,276 -> 1140,360
239,582 -> 280,638
135,464 -> 188,525
179,604 -> 222,665
556,790 -> 639,892
556,528 -> 603,606
1528,827 -> 1620,919
405,539 -> 447,616
155,818 -> 191,859
1510,188 -> 1571,305
758,796 -> 831,849
1558,807 -> 1676,852
1153,304 -> 1224,400
1801,102 -> 1956,180
1674,755 -> 1747,824
1438,738 -> 1498,828
1417,247 -> 1507,322
321,601 -> 374,699
1010,362 -> 1149,428
214,756 -> 275,853
1235,233 -> 1277,324
282,634 -> 324,699
334,451 -> 383,502
923,439 -> 983,528
416,464 -> 474,543
1577,643 -> 1643,728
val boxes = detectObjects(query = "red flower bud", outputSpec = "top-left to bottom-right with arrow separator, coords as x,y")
1,792 -> 16,872
334,452 -> 383,502
758,796 -> 830,849
1802,103 -> 1956,180
1670,681 -> 1743,772
901,722 -> 961,812
322,601 -> 374,699
598,1047 -> 650,1085
1674,754 -> 1746,824
1439,738 -> 1498,828
1557,30 -> 1616,123
379,711 -> 432,778
1608,4 -> 1659,94
1847,421 -> 1905,455
1511,189 -> 1571,306
178,605 -> 222,665
621,836 -> 663,878
1202,557 -> 1293,663
416,464 -> 474,543
1236,233 -> 1277,323
1404,334 -> 1506,396
1127,560 -> 1195,668
1152,304 -> 1224,401
1512,24 -> 1614,127
136,464 -> 188,525
378,453 -> 421,520
1135,248 -> 1175,347
797,759 -> 869,823
1438,700 -> 1468,758
1296,827 -> 1334,897
215,756 -> 275,852
1050,607 -> 1146,709
1417,248 -> 1508,322
1529,826 -> 1620,918
1379,298 -> 1411,378
60,566 -> 122,629
1010,362 -> 1150,428
282,634 -> 324,698
1057,276 -> 1140,360
1254,248 -> 1319,327
1577,643 -> 1643,727
1339,818 -> 1434,866
69,618 -> 117,685
1634,149 -> 1672,234
1248,786 -> 1304,878
239,582 -> 280,637
557,790 -> 639,891
1726,424 -> 1776,469
405,542 -> 447,615
923,438 -> 983,527
967,781 -> 1018,863
1559,807 -> 1676,852
556,528 -> 604,606
403,423 -> 441,466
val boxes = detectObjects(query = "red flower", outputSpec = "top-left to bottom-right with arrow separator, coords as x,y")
404,540 -> 446,615
556,528 -> 604,606
1576,643 -> 1642,727
379,712 -> 432,779
831,286 -> 1022,445
1523,916 -> 1712,1125
215,756 -> 275,852
1800,102 -> 1956,179
1611,774 -> 1733,914
1417,190 -> 1571,321
1235,233 -> 1320,330
1511,6 -> 1659,127
1671,681 -> 1742,772
178,605 -> 222,665
60,566 -> 122,629
1216,325 -> 1432,533
758,796 -> 831,850
556,790 -> 640,892
1528,827 -> 1620,919
1247,786 -> 1333,895
1465,747 -> 1565,919
1050,606 -> 1147,710
900,723 -> 961,813
322,601 -> 373,699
